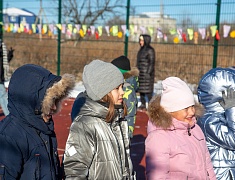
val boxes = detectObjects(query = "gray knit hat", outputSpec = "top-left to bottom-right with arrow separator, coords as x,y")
83,59 -> 124,101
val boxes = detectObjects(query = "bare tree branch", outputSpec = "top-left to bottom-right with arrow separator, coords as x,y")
61,0 -> 126,25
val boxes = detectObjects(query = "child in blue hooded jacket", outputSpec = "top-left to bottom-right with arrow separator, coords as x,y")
0,64 -> 75,179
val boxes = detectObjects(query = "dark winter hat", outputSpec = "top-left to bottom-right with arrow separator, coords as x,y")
111,55 -> 131,74
83,59 -> 124,101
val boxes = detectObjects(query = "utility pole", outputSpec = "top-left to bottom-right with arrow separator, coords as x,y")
0,0 -> 3,40
35,0 -> 48,40
212,0 -> 221,68
124,0 -> 130,56
57,0 -> 61,76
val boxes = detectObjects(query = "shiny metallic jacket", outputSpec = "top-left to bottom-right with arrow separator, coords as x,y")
197,67 -> 235,180
63,92 -> 133,179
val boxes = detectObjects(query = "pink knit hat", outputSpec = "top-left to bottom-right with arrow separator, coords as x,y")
160,77 -> 195,112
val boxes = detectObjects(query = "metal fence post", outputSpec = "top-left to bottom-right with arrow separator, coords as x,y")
124,0 -> 130,57
212,0 -> 221,68
57,0 -> 61,76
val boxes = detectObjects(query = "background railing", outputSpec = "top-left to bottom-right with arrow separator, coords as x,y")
1,0 -> 235,85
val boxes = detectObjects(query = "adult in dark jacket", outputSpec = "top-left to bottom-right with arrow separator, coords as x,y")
0,64 -> 75,179
136,34 -> 155,110
0,39 -> 14,115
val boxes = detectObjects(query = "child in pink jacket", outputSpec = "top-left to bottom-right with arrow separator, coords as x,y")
145,77 -> 216,180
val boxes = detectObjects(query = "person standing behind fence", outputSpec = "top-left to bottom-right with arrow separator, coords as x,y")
111,55 -> 139,138
0,64 -> 75,179
0,39 -> 14,116
63,60 -> 134,179
145,77 -> 216,180
136,34 -> 155,111
197,67 -> 235,180
1,40 -> 14,81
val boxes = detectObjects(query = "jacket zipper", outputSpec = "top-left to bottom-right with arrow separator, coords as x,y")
110,122 -> 124,175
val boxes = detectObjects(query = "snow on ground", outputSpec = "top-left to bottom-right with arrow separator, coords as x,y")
69,81 -> 85,98
69,80 -> 199,106
5,75 -> 199,107
5,79 -> 199,106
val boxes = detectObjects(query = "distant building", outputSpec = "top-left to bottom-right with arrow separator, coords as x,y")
129,12 -> 176,30
129,10 -> 176,42
3,7 -> 38,26
129,1 -> 175,42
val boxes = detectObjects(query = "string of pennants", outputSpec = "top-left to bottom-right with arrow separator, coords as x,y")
1,22 -> 235,43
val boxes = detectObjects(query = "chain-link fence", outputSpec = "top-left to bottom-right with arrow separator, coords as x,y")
1,0 -> 235,84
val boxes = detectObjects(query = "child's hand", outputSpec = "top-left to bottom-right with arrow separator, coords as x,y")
219,88 -> 235,110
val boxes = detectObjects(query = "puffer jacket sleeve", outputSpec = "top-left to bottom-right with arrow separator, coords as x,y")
145,131 -> 170,179
146,48 -> 155,74
198,107 -> 235,150
224,107 -> 235,131
63,120 -> 95,179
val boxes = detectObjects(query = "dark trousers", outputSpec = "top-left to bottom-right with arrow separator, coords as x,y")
140,92 -> 153,107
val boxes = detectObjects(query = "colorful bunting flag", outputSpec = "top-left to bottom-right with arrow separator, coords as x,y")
223,25 -> 231,38
210,25 -> 217,37
98,26 -> 102,36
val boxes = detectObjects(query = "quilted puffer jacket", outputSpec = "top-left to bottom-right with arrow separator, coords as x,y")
0,64 -> 75,179
136,34 -> 155,94
197,67 -> 235,180
123,68 -> 139,138
63,92 -> 133,180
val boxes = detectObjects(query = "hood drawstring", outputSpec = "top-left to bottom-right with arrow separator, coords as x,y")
187,127 -> 191,136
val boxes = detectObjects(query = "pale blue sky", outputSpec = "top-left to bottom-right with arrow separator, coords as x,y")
3,0 -> 235,25
131,0 -> 235,26
4,0 -> 58,23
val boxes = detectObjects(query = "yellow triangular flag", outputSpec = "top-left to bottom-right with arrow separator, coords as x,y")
7,26 -> 11,32
73,28 -> 77,34
148,27 -> 154,37
10,24 -> 14,32
129,25 -> 134,35
187,28 -> 194,40
210,25 -> 217,37
43,24 -> 47,34
98,26 -> 103,36
20,23 -> 24,32
68,24 -> 73,32
82,25 -> 87,35
32,24 -> 36,33
112,25 -> 118,36
56,24 -> 62,30
169,28 -> 177,35
79,29 -> 84,37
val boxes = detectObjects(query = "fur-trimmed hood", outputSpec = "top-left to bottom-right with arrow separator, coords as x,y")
8,64 -> 75,134
147,95 -> 204,130
123,67 -> 139,79
42,73 -> 75,116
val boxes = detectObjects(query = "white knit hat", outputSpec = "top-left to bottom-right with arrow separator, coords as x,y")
83,59 -> 124,101
160,77 -> 195,112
